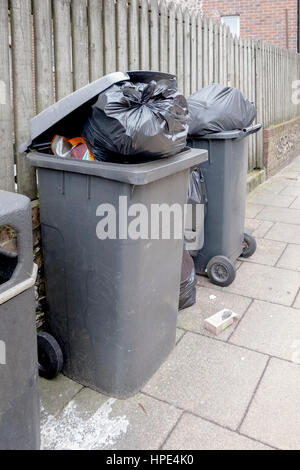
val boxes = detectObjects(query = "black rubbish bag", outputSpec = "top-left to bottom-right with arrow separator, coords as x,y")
81,79 -> 189,162
187,83 -> 256,136
179,251 -> 197,311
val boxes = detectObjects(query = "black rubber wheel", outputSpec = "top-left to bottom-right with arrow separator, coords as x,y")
207,256 -> 236,287
241,233 -> 257,258
37,332 -> 63,380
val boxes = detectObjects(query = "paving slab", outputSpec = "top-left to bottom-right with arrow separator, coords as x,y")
230,300 -> 300,361
281,184 -> 300,197
163,413 -> 271,450
143,333 -> 268,430
41,387 -> 181,450
293,291 -> 300,309
290,196 -> 300,209
39,375 -> 83,424
249,179 -> 288,195
221,262 -> 300,306
239,238 -> 286,266
277,243 -> 300,271
241,358 -> 300,449
247,192 -> 295,208
256,206 -> 300,224
176,328 -> 185,343
252,221 -> 274,238
265,222 -> 300,244
177,286 -> 251,340
245,203 -> 264,218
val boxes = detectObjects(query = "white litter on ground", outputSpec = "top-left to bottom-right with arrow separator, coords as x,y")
209,295 -> 217,300
41,397 -> 129,450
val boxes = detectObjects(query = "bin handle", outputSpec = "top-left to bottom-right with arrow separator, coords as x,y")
241,123 -> 262,137
0,263 -> 38,305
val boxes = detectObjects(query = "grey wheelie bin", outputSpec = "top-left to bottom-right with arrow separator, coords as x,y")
0,191 -> 40,450
188,124 -> 261,287
21,72 -> 208,398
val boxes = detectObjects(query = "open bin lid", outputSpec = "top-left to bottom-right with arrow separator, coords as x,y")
19,72 -> 130,152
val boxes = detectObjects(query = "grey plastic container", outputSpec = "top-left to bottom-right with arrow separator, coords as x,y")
23,72 -> 208,397
187,124 -> 261,278
0,190 -> 40,450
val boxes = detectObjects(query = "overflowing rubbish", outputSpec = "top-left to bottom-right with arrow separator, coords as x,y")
187,83 -> 256,136
179,250 -> 197,311
51,135 -> 94,161
81,79 -> 189,162
204,309 -> 239,335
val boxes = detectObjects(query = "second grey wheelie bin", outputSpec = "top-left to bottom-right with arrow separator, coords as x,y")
0,191 -> 40,450
21,72 -> 208,398
188,124 -> 261,287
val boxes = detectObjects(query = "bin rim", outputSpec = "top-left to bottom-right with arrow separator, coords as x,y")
19,72 -> 130,153
0,263 -> 38,305
188,123 -> 262,141
26,147 -> 208,185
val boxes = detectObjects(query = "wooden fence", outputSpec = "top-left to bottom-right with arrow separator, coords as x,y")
1,0 -> 300,198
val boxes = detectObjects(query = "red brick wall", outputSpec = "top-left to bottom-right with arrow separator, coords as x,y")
202,0 -> 298,50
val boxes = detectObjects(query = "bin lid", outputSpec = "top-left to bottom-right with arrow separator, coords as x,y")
26,147 -> 208,185
188,123 -> 262,141
19,72 -> 130,152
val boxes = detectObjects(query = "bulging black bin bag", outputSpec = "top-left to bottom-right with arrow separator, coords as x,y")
82,79 -> 189,161
179,250 -> 197,311
187,83 -> 256,136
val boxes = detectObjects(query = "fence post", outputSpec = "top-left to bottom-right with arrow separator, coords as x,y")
0,0 -> 14,192
11,0 -> 36,199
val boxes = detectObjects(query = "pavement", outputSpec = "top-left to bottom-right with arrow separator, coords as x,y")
40,156 -> 300,450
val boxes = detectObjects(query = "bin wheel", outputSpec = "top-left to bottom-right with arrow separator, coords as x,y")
241,233 -> 257,258
37,332 -> 63,380
207,256 -> 236,287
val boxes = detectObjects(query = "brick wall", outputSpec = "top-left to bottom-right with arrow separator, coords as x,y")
202,0 -> 298,50
263,116 -> 300,176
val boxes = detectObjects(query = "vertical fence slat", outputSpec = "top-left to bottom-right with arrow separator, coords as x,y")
116,0 -> 128,71
33,0 -> 53,113
208,19 -> 214,84
168,2 -> 176,74
88,0 -> 104,81
53,0 -> 73,100
0,0 -> 14,192
72,0 -> 89,89
140,0 -> 150,70
128,0 -> 139,70
202,16 -> 209,87
176,6 -> 184,92
196,13 -> 203,89
11,0 -> 36,198
190,11 -> 197,93
103,0 -> 116,73
213,22 -> 219,83
183,8 -> 191,96
160,0 -> 168,73
150,0 -> 159,70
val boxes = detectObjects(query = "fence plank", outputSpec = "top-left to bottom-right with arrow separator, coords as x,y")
88,0 -> 104,81
11,0 -> 36,198
0,0 -> 14,192
140,0 -> 150,70
208,19 -> 214,84
183,8 -> 191,96
196,13 -> 203,89
116,0 -> 128,71
128,0 -> 139,70
168,2 -> 176,74
160,0 -> 168,73
202,16 -> 209,86
72,0 -> 89,89
53,0 -> 73,100
103,0 -> 116,73
33,0 -> 53,113
191,11 -> 197,93
150,0 -> 159,70
176,5 -> 184,92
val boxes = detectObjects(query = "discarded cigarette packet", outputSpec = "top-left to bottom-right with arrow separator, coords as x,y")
204,309 -> 239,335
